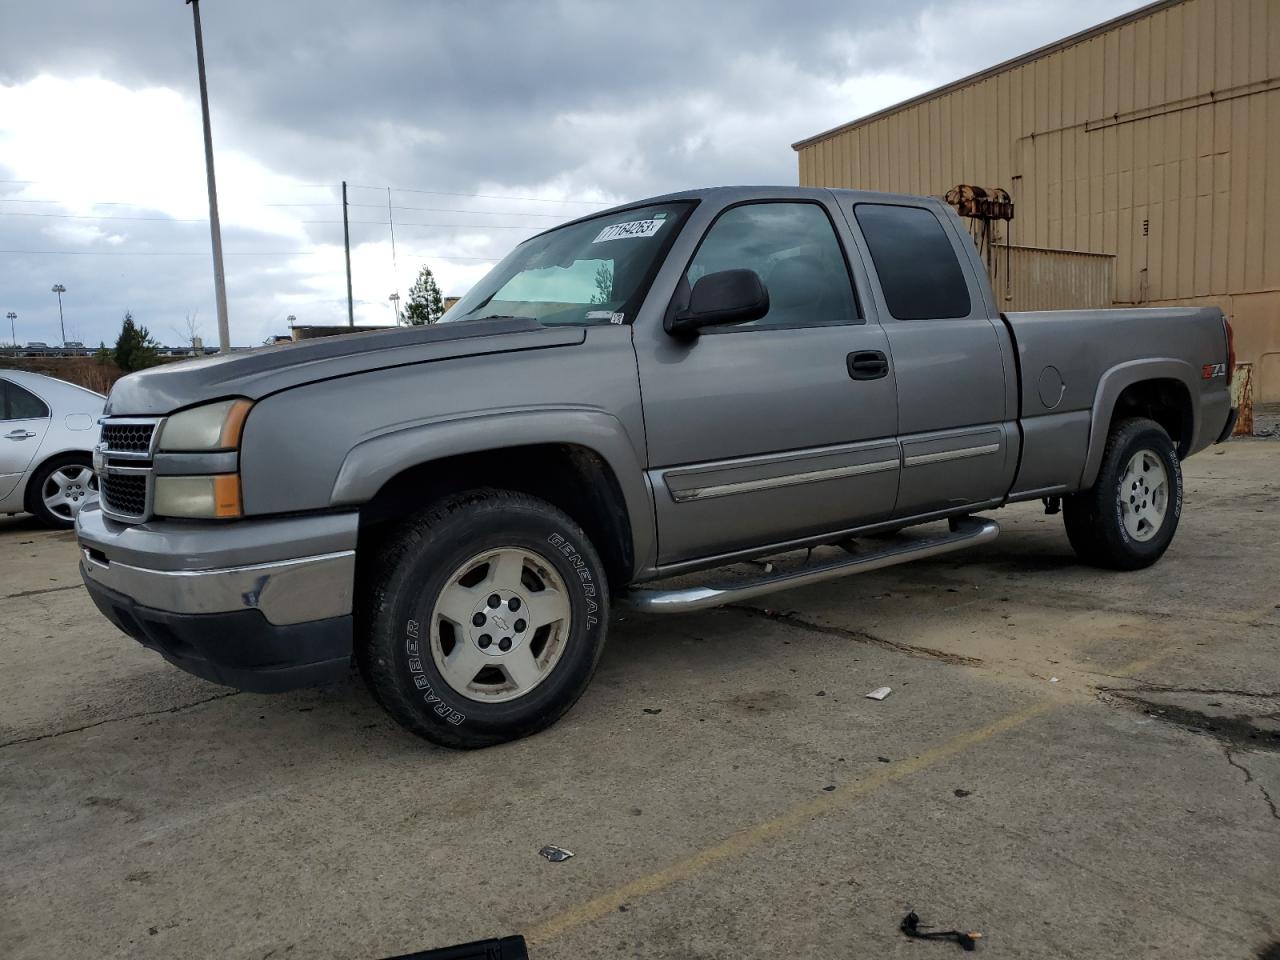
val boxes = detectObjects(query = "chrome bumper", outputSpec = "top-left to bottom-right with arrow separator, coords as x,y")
76,504 -> 358,626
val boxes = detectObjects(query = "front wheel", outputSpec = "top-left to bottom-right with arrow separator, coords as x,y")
358,489 -> 610,749
1062,417 -> 1182,570
27,454 -> 98,529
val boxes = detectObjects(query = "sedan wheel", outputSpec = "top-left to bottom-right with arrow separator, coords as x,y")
42,463 -> 98,522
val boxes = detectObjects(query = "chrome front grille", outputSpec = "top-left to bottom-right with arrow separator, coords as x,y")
96,416 -> 163,522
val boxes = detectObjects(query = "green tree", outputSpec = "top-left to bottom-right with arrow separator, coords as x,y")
113,312 -> 161,372
403,264 -> 446,325
93,341 -> 112,364
590,262 -> 613,304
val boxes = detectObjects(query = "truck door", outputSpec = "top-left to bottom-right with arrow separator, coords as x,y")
636,198 -> 900,565
0,378 -> 51,501
844,201 -> 1014,516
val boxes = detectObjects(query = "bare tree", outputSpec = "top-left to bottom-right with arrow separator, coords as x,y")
171,311 -> 203,350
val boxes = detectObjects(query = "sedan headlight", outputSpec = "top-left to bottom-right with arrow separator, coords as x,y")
158,398 -> 252,452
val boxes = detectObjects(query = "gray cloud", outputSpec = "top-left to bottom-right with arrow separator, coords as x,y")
1,0 -> 1139,347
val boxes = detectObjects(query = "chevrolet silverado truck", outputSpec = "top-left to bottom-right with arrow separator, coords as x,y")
77,186 -> 1237,748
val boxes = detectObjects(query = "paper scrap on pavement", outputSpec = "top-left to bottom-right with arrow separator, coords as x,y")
865,686 -> 892,701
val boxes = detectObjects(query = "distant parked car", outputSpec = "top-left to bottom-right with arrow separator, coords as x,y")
0,370 -> 104,528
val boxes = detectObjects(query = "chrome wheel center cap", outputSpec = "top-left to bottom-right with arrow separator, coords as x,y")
469,589 -> 530,657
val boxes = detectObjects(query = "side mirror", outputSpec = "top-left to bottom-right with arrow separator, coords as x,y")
667,269 -> 769,338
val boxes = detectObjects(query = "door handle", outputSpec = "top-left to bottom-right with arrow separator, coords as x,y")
847,350 -> 889,381
4,430 -> 37,440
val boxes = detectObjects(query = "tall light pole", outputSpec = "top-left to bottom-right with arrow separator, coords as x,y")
186,0 -> 231,353
51,285 -> 66,344
5,312 -> 15,349
388,292 -> 401,325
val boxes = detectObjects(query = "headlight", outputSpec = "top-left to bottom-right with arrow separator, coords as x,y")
158,398 -> 252,452
153,475 -> 242,519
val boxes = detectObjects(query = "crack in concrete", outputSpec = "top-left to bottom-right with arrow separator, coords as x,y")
732,605 -> 983,666
1224,747 -> 1280,822
0,691 -> 240,750
3,583 -> 85,600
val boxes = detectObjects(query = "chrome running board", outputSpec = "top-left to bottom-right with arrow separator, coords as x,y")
623,516 -> 999,614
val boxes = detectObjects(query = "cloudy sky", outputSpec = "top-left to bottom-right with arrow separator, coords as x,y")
1,0 -> 1138,348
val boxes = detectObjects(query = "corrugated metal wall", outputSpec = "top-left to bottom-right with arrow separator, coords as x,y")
989,244 -> 1115,312
796,0 -> 1280,399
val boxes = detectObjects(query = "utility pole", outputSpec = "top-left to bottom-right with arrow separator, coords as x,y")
51,285 -> 66,344
388,291 -> 400,325
5,312 -> 15,349
187,0 -> 231,352
342,181 -> 355,326
386,187 -> 400,307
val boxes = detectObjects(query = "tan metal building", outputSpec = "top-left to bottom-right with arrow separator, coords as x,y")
794,0 -> 1280,401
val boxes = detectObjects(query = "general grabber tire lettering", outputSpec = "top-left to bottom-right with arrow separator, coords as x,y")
357,488 -> 609,749
1062,417 -> 1183,571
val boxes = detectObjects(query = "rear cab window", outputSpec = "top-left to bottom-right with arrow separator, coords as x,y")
852,203 -> 971,320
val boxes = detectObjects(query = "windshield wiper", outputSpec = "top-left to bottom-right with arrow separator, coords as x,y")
470,314 -> 535,322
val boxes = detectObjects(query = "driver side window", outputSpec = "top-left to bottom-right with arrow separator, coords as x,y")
685,202 -> 861,330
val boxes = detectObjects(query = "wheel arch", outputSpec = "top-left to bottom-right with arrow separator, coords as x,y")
339,410 -> 653,588
1080,360 -> 1197,490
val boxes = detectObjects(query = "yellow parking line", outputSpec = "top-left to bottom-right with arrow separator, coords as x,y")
526,652 -> 1168,947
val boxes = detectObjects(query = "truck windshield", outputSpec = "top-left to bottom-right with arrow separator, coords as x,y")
441,201 -> 693,327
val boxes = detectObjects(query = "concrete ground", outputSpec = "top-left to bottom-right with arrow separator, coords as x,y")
2,441 -> 1278,960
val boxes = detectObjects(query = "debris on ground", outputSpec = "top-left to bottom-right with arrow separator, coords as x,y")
1050,677 -> 1060,683
866,686 -> 892,701
954,789 -> 972,798
538,845 -> 574,863
900,911 -> 982,951
877,756 -> 892,763
641,708 -> 662,715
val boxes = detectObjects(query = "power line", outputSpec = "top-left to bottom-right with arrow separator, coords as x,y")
348,182 -> 611,206
0,209 -> 542,230
0,248 -> 502,260
1,211 -> 207,223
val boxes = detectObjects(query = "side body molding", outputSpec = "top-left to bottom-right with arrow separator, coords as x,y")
330,406 -> 656,577
1079,358 -> 1198,489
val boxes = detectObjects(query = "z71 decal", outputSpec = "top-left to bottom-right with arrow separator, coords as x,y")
1202,362 -> 1226,379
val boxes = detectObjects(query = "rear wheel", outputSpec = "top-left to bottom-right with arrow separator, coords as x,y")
358,489 -> 609,749
1063,417 -> 1182,570
27,454 -> 97,529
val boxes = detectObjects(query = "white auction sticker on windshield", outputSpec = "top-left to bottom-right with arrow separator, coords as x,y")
593,218 -> 665,243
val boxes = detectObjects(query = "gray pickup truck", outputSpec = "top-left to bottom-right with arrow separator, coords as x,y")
77,186 -> 1237,748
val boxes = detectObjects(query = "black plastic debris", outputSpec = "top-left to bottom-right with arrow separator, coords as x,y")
642,708 -> 662,715
539,844 -> 574,862
381,934 -> 529,959
900,911 -> 982,951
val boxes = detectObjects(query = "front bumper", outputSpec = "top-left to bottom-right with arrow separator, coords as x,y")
77,504 -> 358,692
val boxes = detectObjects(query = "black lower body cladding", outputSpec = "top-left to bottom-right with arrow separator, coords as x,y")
82,577 -> 353,693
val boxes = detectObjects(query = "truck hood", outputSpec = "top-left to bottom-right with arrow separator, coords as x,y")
105,317 -> 585,415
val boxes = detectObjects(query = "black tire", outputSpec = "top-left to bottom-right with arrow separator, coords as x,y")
26,453 -> 96,529
1062,417 -> 1182,571
357,488 -> 610,749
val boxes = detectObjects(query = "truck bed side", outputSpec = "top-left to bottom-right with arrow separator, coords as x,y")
1002,306 -> 1232,499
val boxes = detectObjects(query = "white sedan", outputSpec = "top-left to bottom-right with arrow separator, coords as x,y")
0,370 -> 104,528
